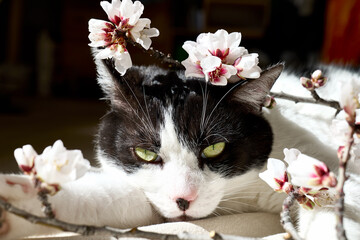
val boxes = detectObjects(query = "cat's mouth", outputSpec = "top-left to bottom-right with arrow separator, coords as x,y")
165,214 -> 196,222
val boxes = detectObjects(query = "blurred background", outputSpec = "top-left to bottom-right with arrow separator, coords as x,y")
0,0 -> 359,172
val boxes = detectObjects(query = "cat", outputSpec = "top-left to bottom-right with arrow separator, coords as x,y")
0,54 -> 359,239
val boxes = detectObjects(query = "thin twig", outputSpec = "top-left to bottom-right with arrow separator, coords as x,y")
280,192 -> 303,240
335,126 -> 354,240
125,36 -> 185,70
0,198 -> 264,240
37,191 -> 55,219
270,91 -> 341,114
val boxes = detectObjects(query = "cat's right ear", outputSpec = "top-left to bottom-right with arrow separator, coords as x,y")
229,63 -> 284,112
92,49 -> 143,110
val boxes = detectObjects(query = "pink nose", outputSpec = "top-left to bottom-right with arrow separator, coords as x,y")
172,189 -> 198,211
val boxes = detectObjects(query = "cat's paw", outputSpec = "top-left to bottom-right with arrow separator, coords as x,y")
0,174 -> 36,201
0,174 -> 46,239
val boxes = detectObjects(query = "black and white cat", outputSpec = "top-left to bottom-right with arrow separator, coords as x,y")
0,55 -> 359,239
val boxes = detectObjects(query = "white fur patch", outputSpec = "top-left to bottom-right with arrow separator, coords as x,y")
125,108 -> 226,219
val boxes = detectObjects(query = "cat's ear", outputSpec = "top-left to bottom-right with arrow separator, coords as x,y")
92,49 -> 143,110
229,63 -> 284,112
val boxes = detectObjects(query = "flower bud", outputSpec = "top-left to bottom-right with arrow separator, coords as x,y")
259,158 -> 291,193
300,77 -> 314,90
14,145 -> 38,174
264,95 -> 276,109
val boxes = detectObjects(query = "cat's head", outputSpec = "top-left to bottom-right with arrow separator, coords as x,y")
94,56 -> 283,220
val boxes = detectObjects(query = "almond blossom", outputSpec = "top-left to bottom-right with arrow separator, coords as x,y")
14,145 -> 37,174
339,78 -> 360,123
200,56 -> 237,86
259,158 -> 292,193
331,110 -> 360,162
181,29 -> 261,85
284,148 -> 337,188
233,53 -> 261,80
88,0 -> 159,75
14,140 -> 91,194
259,149 -> 337,211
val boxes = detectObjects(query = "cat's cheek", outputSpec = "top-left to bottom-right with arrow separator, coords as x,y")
145,192 -> 183,218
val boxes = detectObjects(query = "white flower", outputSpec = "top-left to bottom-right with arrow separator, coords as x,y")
339,78 -> 360,123
233,53 -> 261,80
14,145 -> 38,174
35,140 -> 91,185
200,56 -> 237,86
259,158 -> 292,193
88,0 -> 159,75
196,30 -> 246,64
284,148 -> 337,188
331,110 -> 360,162
181,29 -> 261,85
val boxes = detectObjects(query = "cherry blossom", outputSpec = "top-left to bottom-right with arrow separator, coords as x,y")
339,78 -> 360,123
88,0 -> 159,75
35,140 -> 90,185
233,53 -> 261,80
284,148 -> 337,188
181,29 -> 261,85
14,145 -> 38,174
14,140 -> 91,194
331,110 -> 360,162
200,56 -> 237,86
259,158 -> 292,193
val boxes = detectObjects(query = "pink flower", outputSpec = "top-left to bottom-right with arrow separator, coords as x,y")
13,140 -> 91,194
331,111 -> 360,161
259,158 -> 292,193
233,53 -> 261,80
181,29 -> 261,85
35,140 -> 91,185
200,56 -> 237,86
14,145 -> 38,174
88,0 -> 159,75
284,148 -> 337,188
339,78 -> 360,123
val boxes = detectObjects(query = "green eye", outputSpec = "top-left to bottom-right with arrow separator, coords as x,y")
135,147 -> 159,162
202,142 -> 226,158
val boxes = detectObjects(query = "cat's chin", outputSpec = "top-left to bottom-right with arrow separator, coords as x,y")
165,214 -> 197,222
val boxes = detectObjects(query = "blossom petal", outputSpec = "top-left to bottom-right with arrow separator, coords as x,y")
285,149 -> 337,188
114,51 -> 132,75
34,140 -> 91,186
259,158 -> 289,192
182,58 -> 204,78
14,145 -> 38,173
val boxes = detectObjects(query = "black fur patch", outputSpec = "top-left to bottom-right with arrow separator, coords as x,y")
97,65 -> 273,176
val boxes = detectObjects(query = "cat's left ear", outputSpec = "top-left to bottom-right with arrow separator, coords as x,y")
229,63 -> 284,112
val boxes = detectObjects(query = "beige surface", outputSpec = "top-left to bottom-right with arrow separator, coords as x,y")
23,213 -> 284,239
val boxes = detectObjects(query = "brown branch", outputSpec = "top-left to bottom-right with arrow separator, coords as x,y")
280,192 -> 303,240
0,197 -> 264,240
335,126 -> 354,240
37,191 -> 55,219
270,91 -> 341,114
125,36 -> 185,70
